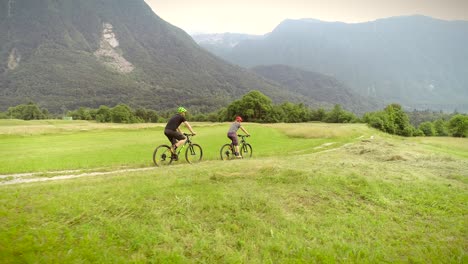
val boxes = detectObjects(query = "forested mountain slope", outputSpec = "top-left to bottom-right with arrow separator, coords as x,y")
252,65 -> 381,114
0,0 -> 302,112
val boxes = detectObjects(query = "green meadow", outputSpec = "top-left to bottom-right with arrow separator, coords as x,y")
0,120 -> 467,263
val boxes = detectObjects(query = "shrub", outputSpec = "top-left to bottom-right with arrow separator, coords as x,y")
110,104 -> 141,123
96,106 -> 112,123
413,128 -> 424,136
419,122 -> 435,136
7,102 -> 48,120
68,107 -> 93,120
135,108 -> 159,123
363,104 -> 416,136
448,114 -> 468,137
226,90 -> 273,122
311,108 -> 326,121
433,119 -> 449,136
324,105 -> 357,123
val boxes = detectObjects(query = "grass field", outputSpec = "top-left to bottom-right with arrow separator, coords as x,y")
0,120 -> 467,263
0,121 -> 366,174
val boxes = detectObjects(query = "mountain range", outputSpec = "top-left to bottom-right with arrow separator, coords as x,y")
0,0 -> 315,113
2,1 -> 463,114
194,16 -> 468,112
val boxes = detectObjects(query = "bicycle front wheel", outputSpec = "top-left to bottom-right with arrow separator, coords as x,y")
185,144 -> 203,164
241,143 -> 253,158
153,145 -> 173,166
220,144 -> 234,160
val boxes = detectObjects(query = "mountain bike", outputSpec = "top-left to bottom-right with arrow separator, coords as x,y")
220,134 -> 252,160
153,133 -> 203,166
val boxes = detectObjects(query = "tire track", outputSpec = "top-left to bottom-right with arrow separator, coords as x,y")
0,167 -> 155,186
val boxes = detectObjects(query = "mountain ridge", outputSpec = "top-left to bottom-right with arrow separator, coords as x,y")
194,15 -> 468,112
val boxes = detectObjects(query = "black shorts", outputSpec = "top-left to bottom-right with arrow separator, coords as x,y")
164,129 -> 186,145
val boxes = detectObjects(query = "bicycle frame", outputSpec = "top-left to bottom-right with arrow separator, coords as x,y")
234,134 -> 249,151
224,134 -> 251,158
175,133 -> 194,156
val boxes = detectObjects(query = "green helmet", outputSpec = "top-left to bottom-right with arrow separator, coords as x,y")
177,106 -> 187,113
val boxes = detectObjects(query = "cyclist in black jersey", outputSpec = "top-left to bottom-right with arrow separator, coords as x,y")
164,107 -> 196,155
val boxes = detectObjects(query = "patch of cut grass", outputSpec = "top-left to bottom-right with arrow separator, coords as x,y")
414,137 -> 468,158
0,119 -> 165,136
269,123 -> 373,139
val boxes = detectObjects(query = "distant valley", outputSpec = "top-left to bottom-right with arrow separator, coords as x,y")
193,16 -> 468,112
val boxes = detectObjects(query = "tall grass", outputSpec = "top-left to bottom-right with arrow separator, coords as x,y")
0,120 -> 467,263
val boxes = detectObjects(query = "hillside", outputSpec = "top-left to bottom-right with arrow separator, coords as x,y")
0,0 -> 302,113
194,16 -> 468,112
251,65 -> 381,113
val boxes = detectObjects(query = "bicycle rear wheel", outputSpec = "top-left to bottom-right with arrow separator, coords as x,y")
185,144 -> 203,164
241,143 -> 253,158
153,145 -> 173,166
220,144 -> 234,160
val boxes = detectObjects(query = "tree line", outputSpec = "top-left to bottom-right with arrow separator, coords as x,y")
1,91 -> 466,137
363,104 -> 467,137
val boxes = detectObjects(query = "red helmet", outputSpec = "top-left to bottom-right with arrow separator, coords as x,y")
235,116 -> 243,122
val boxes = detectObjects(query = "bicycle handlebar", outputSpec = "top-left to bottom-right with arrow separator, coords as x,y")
237,134 -> 250,137
183,133 -> 196,136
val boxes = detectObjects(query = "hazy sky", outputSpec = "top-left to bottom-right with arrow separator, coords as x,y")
144,0 -> 468,34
